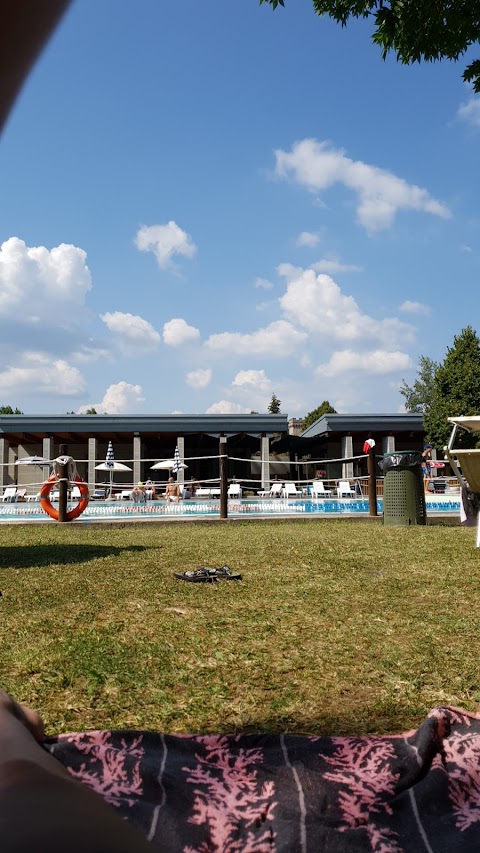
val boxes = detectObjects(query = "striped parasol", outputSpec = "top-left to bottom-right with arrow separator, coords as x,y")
172,446 -> 182,476
105,441 -> 115,468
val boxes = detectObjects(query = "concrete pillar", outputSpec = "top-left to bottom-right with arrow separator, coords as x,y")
342,435 -> 354,480
261,435 -> 270,490
0,438 -> 9,492
133,435 -> 142,485
88,438 -> 98,492
177,436 -> 185,487
43,437 -> 54,483
382,435 -> 395,455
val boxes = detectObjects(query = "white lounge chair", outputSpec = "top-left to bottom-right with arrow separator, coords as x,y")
195,488 -> 211,498
228,483 -> 242,498
337,480 -> 356,498
269,482 -> 283,497
2,487 -> 17,502
445,416 -> 480,546
282,482 -> 301,498
311,481 -> 332,498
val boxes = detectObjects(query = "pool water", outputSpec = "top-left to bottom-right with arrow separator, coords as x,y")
0,496 -> 461,522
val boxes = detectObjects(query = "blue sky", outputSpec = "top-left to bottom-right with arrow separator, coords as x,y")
1,0 -> 479,417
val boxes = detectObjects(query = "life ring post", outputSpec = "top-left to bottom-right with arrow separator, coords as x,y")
58,444 -> 68,522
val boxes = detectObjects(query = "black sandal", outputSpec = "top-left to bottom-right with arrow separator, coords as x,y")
174,569 -> 218,583
213,565 -> 242,580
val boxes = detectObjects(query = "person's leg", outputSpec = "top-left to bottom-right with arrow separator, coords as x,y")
0,691 -> 150,852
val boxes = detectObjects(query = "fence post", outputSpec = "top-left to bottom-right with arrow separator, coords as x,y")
219,436 -> 228,519
58,443 -> 68,523
368,445 -> 378,517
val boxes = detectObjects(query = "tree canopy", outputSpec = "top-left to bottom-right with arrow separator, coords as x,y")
0,405 -> 23,414
303,400 -> 337,431
260,0 -> 480,92
400,356 -> 439,415
423,327 -> 480,450
268,393 -> 281,414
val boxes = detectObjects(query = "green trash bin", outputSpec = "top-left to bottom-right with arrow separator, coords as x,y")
380,451 -> 427,526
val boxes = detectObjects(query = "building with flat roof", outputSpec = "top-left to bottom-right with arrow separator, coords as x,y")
0,411 -> 426,495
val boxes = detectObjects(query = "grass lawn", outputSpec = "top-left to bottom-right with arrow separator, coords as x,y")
1,519 -> 479,738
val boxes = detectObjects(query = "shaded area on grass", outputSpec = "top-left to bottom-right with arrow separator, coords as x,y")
0,543 -> 148,570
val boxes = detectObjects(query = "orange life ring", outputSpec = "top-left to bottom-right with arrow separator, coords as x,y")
40,474 -> 89,521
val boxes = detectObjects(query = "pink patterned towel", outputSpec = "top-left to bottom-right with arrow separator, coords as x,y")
45,707 -> 480,852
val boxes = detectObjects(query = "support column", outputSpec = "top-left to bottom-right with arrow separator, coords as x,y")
261,435 -> 270,491
43,437 -> 54,483
88,438 -> 98,493
382,435 -> 395,455
133,435 -> 142,486
342,436 -> 354,480
177,436 -> 185,487
0,438 -> 9,492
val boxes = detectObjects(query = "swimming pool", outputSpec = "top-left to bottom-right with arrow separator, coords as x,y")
0,496 -> 461,522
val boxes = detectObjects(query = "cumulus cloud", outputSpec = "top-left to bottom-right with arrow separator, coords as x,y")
0,352 -> 86,395
399,300 -> 431,316
255,277 -> 274,290
232,369 -> 271,392
296,231 -> 321,248
135,221 -> 197,269
312,257 -> 361,274
0,237 -> 92,325
316,349 -> 412,378
186,368 -> 212,389
78,381 -> 144,414
205,320 -> 307,358
457,96 -> 480,127
71,345 -> 111,364
205,400 -> 251,414
100,311 -> 161,354
275,139 -> 450,231
279,269 -> 414,347
163,318 -> 200,347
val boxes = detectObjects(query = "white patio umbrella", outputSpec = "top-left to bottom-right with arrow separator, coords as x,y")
15,456 -> 51,465
150,454 -> 188,473
95,441 -> 132,498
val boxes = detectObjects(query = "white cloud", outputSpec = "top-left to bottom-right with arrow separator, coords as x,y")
163,318 -> 200,347
79,381 -> 144,414
461,244 -> 473,253
205,400 -> 251,414
316,349 -> 412,378
71,345 -> 110,364
312,257 -> 361,274
296,231 -> 321,248
205,320 -> 307,357
232,369 -> 271,391
135,221 -> 197,269
100,311 -> 161,354
399,300 -> 431,316
255,277 -> 274,290
457,96 -> 480,128
279,269 -> 414,347
0,237 -> 92,324
0,352 -> 86,395
186,368 -> 212,389
275,138 -> 450,231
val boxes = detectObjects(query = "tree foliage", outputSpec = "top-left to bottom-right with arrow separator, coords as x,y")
423,327 -> 480,450
400,356 -> 439,415
84,407 -> 98,415
303,400 -> 337,431
268,393 -> 281,414
259,0 -> 480,92
0,405 -> 23,414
